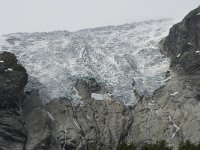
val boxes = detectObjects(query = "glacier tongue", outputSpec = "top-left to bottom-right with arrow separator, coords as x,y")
0,19 -> 173,104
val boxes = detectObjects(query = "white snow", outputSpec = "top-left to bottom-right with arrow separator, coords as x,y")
170,91 -> 179,96
188,42 -> 192,45
63,130 -> 67,150
164,112 -> 180,139
73,119 -> 81,129
79,100 -> 83,107
197,12 -> 200,16
196,50 -> 200,53
177,54 -> 181,58
86,115 -> 90,120
0,60 -> 4,63
155,109 -> 160,114
148,103 -> 155,106
47,111 -> 55,121
153,103 -> 180,139
5,68 -> 13,72
91,93 -> 104,100
103,94 -> 112,101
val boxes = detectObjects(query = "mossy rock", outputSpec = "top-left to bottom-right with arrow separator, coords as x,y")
179,140 -> 200,150
141,140 -> 172,150
117,142 -> 136,150
117,141 -> 172,150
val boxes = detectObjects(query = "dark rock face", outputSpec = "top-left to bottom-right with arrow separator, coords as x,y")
0,52 -> 28,150
162,6 -> 200,73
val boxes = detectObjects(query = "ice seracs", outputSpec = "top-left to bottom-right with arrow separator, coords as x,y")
0,19 -> 173,103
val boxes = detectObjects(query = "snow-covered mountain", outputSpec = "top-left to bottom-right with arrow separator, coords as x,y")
0,19 -> 173,104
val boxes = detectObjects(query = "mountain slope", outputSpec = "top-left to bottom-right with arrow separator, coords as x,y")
1,7 -> 200,150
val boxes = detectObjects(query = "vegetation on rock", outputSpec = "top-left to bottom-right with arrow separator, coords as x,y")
117,140 -> 200,150
140,141 -> 172,150
116,142 -> 136,150
179,140 -> 200,150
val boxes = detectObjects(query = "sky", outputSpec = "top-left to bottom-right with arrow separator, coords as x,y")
0,0 -> 199,35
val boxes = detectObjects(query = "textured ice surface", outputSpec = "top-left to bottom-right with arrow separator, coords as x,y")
0,19 -> 173,104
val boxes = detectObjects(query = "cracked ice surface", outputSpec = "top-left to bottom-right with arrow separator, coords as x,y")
0,19 -> 173,104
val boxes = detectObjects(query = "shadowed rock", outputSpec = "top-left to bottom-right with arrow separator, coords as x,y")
0,51 -> 28,150
162,6 -> 200,73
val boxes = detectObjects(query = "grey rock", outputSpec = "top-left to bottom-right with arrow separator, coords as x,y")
0,52 -> 28,150
22,90 -> 58,150
45,79 -> 134,150
162,6 -> 200,73
18,78 -> 134,150
129,5 -> 200,149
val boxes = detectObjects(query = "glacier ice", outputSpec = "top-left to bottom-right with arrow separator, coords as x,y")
0,19 -> 173,104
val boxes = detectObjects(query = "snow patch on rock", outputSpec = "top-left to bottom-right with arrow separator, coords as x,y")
91,93 -> 104,100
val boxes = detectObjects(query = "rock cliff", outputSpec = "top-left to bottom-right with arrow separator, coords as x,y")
1,6 -> 200,150
129,5 -> 200,149
162,5 -> 200,73
22,79 -> 134,150
0,52 -> 28,150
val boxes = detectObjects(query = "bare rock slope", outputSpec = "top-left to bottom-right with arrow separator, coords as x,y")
23,79 -> 134,150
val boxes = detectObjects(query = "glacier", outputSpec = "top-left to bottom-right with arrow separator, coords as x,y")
0,19 -> 173,104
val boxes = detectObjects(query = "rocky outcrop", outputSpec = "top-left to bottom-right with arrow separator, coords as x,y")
0,52 -> 28,150
21,79 -> 134,150
22,90 -> 58,150
162,6 -> 200,73
46,79 -> 134,150
128,5 -> 200,150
